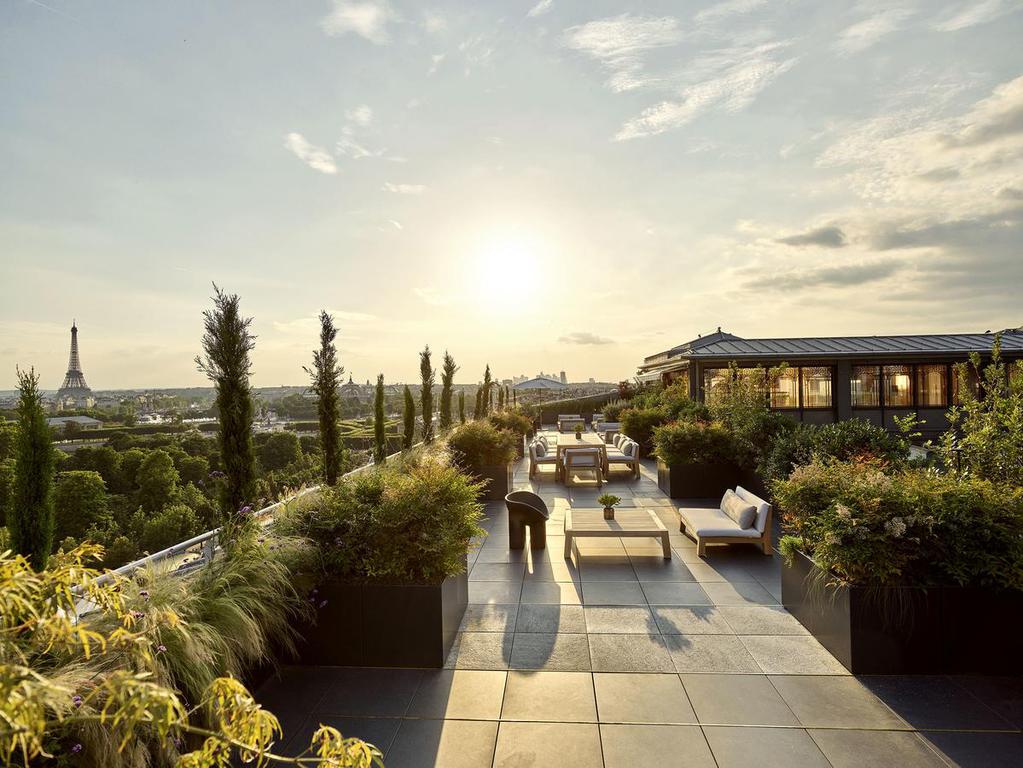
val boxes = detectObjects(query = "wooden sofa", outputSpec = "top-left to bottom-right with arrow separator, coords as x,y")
678,486 -> 773,556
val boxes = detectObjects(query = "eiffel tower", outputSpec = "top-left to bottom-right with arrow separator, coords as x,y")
56,320 -> 93,407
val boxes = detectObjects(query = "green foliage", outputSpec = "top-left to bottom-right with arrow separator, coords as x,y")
373,374 -> 386,464
488,409 -> 532,437
597,493 -> 621,508
258,431 -> 303,473
707,364 -> 792,472
196,284 -> 257,518
138,502 -> 202,554
177,454 -> 210,486
940,334 -> 1023,486
473,388 -> 483,420
0,421 -> 17,461
620,407 -> 669,455
774,459 -> 1023,589
420,345 -> 435,443
10,367 -> 55,570
481,365 -> 493,418
601,399 -> 629,421
459,390 -> 466,424
439,351 -> 458,431
54,470 -> 111,544
402,385 -> 416,450
280,450 -> 484,584
0,457 -> 14,528
446,420 -> 517,473
653,420 -> 736,466
136,449 -> 180,513
103,535 -> 138,569
305,310 -> 345,486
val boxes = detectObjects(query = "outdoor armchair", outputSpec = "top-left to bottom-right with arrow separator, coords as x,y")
505,491 -> 550,550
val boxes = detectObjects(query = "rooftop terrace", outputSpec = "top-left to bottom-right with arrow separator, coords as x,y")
255,432 -> 1023,768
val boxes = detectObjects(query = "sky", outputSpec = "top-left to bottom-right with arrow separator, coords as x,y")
1,0 -> 1022,390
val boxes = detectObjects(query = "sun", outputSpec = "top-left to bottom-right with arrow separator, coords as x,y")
467,233 -> 544,311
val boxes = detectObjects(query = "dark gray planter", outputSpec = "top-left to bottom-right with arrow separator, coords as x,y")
782,549 -> 1023,674
473,463 -> 513,501
297,558 -> 468,668
656,458 -> 741,499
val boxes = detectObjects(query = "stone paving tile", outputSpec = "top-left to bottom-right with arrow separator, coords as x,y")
600,724 -> 717,768
630,559 -> 697,582
519,580 -> 583,605
583,605 -> 658,634
513,603 -> 586,633
578,560 -> 638,582
682,674 -> 799,726
468,562 -> 525,581
641,581 -> 713,606
593,672 -> 697,724
921,731 -> 1023,768
521,558 -> 580,582
951,676 -> 1023,729
740,635 -> 849,675
588,633 -> 676,673
580,581 -> 648,605
467,581 -> 522,605
509,632 -> 591,671
385,719 -> 499,768
314,668 -> 424,716
808,729 -> 947,768
770,675 -> 907,729
718,605 -> 809,635
703,725 -> 831,768
458,604 -> 518,632
860,676 -> 1016,730
501,671 -> 597,722
702,580 -> 780,606
652,606 -> 735,635
684,562 -> 757,582
255,667 -> 334,736
405,670 -> 507,720
492,722 -> 603,768
664,635 -> 762,674
280,715 -> 401,758
444,632 -> 513,670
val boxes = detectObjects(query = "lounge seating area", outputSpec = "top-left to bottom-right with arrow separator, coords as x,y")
528,429 -> 640,486
556,413 -> 586,432
679,486 -> 773,556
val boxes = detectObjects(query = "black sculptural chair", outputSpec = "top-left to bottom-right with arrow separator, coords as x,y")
505,491 -> 550,550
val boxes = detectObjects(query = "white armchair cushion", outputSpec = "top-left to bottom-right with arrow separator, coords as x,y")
735,485 -> 772,534
720,489 -> 756,529
680,507 -> 762,538
622,441 -> 637,458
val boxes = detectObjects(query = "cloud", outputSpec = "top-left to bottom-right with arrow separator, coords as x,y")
996,186 -> 1023,200
273,310 -> 377,335
527,0 -> 553,18
916,167 -> 960,182
382,182 -> 426,194
414,287 -> 447,306
750,260 -> 903,290
422,11 -> 446,34
694,0 -> 767,25
345,104 -> 373,126
320,0 -> 395,44
562,14 -> 683,92
558,332 -> 615,345
776,225 -> 847,247
388,219 -> 404,230
283,133 -> 337,174
834,6 -> 916,55
941,75 -> 1023,147
933,0 -> 1014,32
428,53 -> 445,75
615,42 -> 797,140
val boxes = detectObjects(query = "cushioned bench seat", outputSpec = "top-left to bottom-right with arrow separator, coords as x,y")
678,485 -> 773,556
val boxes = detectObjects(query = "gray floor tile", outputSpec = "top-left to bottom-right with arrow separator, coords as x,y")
718,605 -> 808,635
522,559 -> 580,582
459,604 -> 518,632
386,719 -> 498,768
922,731 -> 1023,768
665,635 -> 762,674
514,603 -> 586,633
405,670 -> 507,720
702,580 -> 779,605
584,605 -> 658,633
588,633 -> 676,672
509,632 -> 591,671
469,562 -> 525,581
600,724 -> 717,768
594,673 -> 697,724
501,671 -> 597,722
641,581 -> 713,605
653,606 -> 735,634
809,729 -> 947,768
770,675 -> 907,729
581,581 -> 648,605
468,581 -> 522,605
703,726 -> 831,768
630,560 -> 697,582
314,668 -> 424,716
951,676 -> 1023,729
255,667 -> 334,736
281,715 -> 400,758
740,635 -> 848,674
578,558 -> 638,582
519,580 -> 583,604
493,722 -> 603,768
682,674 -> 799,726
445,632 -> 513,670
861,676 -> 1016,730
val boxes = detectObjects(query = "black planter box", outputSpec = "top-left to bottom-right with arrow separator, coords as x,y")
474,463 -> 513,501
656,458 -> 741,499
782,549 -> 1023,674
296,563 -> 468,668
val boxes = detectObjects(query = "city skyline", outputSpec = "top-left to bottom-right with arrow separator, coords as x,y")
3,0 -> 1022,388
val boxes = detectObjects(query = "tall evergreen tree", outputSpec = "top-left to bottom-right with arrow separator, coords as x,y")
304,310 -> 344,485
481,365 -> 493,417
196,285 -> 256,519
497,386 -> 505,410
512,388 -> 517,407
439,351 -> 458,431
458,390 -> 466,423
10,368 -> 55,570
420,345 -> 435,443
374,374 -> 386,464
474,388 -> 483,420
402,385 -> 416,450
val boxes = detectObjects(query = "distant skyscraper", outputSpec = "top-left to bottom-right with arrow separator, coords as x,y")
559,371 -> 567,385
56,320 -> 94,409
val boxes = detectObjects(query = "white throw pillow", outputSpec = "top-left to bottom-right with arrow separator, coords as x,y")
720,489 -> 757,529
622,441 -> 636,457
534,442 -> 546,458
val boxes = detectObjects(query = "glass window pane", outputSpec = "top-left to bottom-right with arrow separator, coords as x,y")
703,368 -> 729,405
884,365 -> 913,407
952,364 -> 981,404
851,365 -> 880,408
770,367 -> 799,409
801,366 -> 833,408
916,364 -> 947,407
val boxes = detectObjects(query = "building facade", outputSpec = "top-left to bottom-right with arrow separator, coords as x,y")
638,328 -> 1023,438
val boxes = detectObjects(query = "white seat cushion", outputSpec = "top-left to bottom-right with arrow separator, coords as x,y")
735,485 -> 772,534
679,507 -> 762,538
721,489 -> 756,529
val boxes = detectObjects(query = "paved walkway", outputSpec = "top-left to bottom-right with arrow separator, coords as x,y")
256,442 -> 1023,767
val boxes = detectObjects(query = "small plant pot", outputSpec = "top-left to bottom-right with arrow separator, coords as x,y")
603,506 -> 615,520
575,433 -> 583,440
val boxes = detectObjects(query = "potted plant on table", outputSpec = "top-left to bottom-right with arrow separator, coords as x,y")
598,493 -> 621,520
574,423 -> 584,440
447,420 -> 518,501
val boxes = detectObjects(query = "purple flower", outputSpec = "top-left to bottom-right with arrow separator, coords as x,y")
130,610 -> 146,621
138,589 -> 150,601
71,744 -> 83,754
318,600 -> 328,608
157,644 -> 167,654
72,695 -> 83,708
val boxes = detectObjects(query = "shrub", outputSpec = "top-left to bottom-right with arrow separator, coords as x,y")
136,448 -> 180,512
257,431 -> 303,472
139,502 -> 202,554
774,459 -> 1023,590
602,399 -> 629,421
447,420 -> 517,473
620,406 -> 669,455
653,420 -> 736,466
488,409 -> 532,437
281,451 -> 485,584
54,470 -> 111,544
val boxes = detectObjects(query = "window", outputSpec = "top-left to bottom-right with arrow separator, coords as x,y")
851,365 -> 881,408
952,365 -> 981,404
884,365 -> 913,407
801,366 -> 833,408
702,368 -> 730,405
916,364 -> 947,407
770,367 -> 799,409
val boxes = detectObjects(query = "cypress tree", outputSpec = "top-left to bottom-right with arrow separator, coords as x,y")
374,374 -> 386,464
402,385 -> 416,450
481,365 -> 493,417
512,388 -> 517,406
10,368 -> 55,570
474,388 -> 483,420
439,351 -> 458,431
420,345 -> 435,443
497,386 -> 505,410
458,390 -> 466,423
304,310 -> 344,485
196,285 -> 256,520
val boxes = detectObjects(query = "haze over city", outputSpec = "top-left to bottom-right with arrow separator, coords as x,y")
2,0 -> 1022,389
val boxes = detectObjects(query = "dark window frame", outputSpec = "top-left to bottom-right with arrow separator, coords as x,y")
851,362 -> 952,411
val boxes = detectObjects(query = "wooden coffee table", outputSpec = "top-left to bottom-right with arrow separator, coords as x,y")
564,508 -> 671,560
